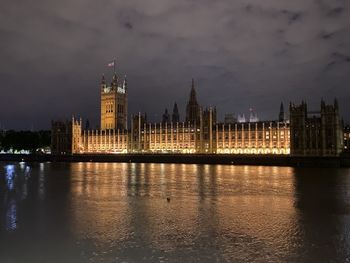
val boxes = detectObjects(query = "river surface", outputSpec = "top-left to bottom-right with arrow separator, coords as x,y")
1,162 -> 350,262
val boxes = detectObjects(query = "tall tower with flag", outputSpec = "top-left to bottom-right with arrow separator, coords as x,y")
100,64 -> 128,130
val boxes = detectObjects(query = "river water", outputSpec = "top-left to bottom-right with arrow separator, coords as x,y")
0,162 -> 350,262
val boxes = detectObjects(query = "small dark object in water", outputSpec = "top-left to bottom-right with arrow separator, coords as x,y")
167,197 -> 170,202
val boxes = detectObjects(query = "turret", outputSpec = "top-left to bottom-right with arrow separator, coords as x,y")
186,78 -> 201,125
279,102 -> 284,122
123,75 -> 128,93
172,102 -> 180,123
111,73 -> 118,89
100,74 -> 106,91
190,78 -> 196,102
334,98 -> 339,111
85,119 -> 90,130
162,108 -> 170,124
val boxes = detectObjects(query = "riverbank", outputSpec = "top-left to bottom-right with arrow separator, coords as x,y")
1,153 -> 350,167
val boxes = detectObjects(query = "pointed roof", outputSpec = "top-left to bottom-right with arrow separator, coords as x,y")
334,98 -> 339,109
123,75 -> 127,90
173,102 -> 179,113
112,73 -> 118,87
189,78 -> 198,104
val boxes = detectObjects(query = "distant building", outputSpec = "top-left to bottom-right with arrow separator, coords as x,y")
73,74 -> 129,154
51,120 -> 72,154
51,71 -> 346,156
237,114 -> 246,123
289,100 -> 343,156
249,109 -> 259,123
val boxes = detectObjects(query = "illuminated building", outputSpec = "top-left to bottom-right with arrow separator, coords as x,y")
237,114 -> 246,123
130,112 -> 290,154
51,73 -> 345,156
53,74 -> 129,154
249,109 -> 259,123
100,73 -> 128,130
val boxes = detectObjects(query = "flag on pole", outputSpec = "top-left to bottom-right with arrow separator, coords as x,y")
107,59 -> 116,73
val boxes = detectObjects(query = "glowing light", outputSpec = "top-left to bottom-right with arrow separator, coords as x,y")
5,165 -> 15,191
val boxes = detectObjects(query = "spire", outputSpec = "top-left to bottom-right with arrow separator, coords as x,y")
123,75 -> 127,92
188,79 -> 198,109
162,108 -> 170,124
279,102 -> 284,122
186,78 -> 200,125
334,98 -> 339,110
101,74 -> 106,84
190,78 -> 197,102
173,102 -> 179,113
172,102 -> 180,123
111,73 -> 118,88
100,74 -> 107,92
85,119 -> 90,130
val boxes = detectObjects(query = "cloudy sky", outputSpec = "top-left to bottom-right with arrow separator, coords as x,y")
1,0 -> 350,129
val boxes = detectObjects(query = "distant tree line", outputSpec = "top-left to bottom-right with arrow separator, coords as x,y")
0,130 -> 50,153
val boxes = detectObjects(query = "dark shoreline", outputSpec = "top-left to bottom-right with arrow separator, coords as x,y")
1,153 -> 350,167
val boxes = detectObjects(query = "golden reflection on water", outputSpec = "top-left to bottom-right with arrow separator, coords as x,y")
69,163 -> 299,257
3,162 -> 350,262
70,162 -> 131,243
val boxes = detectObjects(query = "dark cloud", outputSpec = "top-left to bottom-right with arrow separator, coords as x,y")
316,0 -> 346,17
327,52 -> 350,67
0,0 -> 350,129
321,31 -> 336,40
281,10 -> 303,24
123,22 -> 133,30
328,7 -> 344,16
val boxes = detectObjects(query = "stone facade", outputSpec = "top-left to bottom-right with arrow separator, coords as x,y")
100,74 -> 128,130
130,112 -> 290,154
51,73 -> 347,156
289,100 -> 343,156
51,120 -> 72,154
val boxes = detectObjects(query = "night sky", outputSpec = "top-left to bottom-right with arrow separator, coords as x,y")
1,0 -> 350,130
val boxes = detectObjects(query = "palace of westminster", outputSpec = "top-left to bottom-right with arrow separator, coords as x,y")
51,72 -> 347,156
